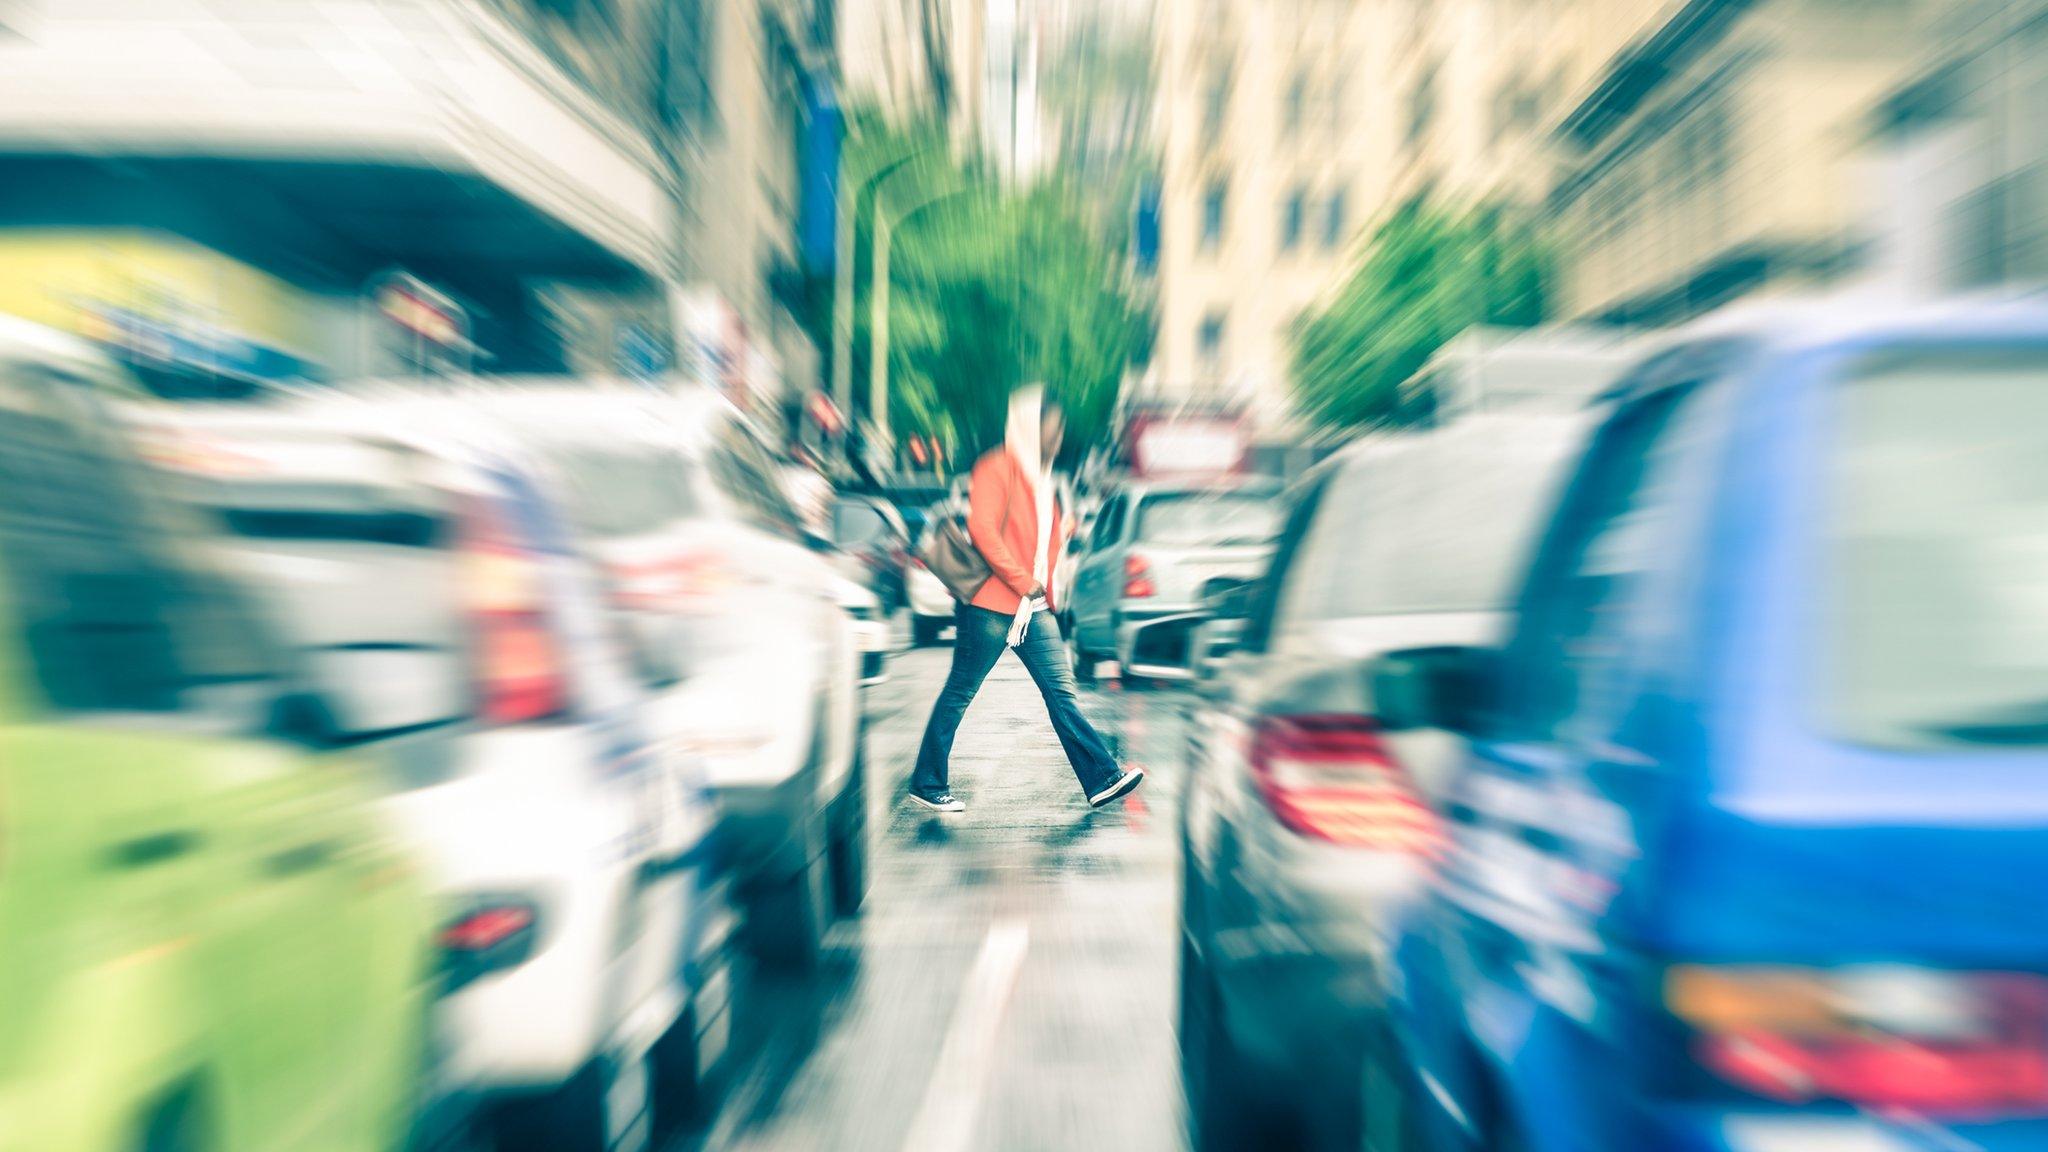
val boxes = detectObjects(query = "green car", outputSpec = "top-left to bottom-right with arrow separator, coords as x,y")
0,322 -> 436,1152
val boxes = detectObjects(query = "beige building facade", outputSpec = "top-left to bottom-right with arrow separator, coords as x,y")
1151,0 -> 1562,427
1543,0 -> 1940,323
1153,0 -> 1403,423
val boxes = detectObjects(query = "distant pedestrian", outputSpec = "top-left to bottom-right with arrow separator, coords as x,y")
908,386 -> 1143,813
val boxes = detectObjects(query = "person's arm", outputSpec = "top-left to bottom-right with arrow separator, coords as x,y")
968,455 -> 1037,597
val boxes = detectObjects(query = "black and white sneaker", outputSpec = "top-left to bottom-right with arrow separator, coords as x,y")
909,791 -> 966,813
1087,769 -> 1145,808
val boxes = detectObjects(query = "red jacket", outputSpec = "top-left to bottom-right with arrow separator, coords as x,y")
966,448 -> 1066,614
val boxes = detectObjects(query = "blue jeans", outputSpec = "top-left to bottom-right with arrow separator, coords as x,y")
910,603 -> 1121,798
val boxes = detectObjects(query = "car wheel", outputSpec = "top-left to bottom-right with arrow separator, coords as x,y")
746,820 -> 830,974
829,739 -> 870,918
492,1050 -> 652,1152
1179,934 -> 1264,1152
650,1002 -> 713,1137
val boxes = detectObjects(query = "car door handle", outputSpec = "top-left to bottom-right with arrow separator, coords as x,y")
108,829 -> 202,869
263,839 -> 341,877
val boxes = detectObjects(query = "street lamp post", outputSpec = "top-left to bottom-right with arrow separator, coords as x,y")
870,205 -> 893,453
831,150 -> 928,473
868,183 -> 974,469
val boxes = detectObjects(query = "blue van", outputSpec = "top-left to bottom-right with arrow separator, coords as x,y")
1363,301 -> 2048,1152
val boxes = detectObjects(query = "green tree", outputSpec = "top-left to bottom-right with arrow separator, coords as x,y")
1290,200 -> 1549,430
825,109 -> 1148,470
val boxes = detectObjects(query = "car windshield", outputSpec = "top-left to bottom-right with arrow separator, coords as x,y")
1821,344 -> 2048,749
1134,492 -> 1278,547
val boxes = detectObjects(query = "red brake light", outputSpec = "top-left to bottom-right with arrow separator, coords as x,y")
608,549 -> 739,614
1247,714 -> 1442,851
441,905 -> 536,952
461,497 -> 566,724
1670,966 -> 2048,1114
440,899 -> 541,991
1123,552 -> 1155,598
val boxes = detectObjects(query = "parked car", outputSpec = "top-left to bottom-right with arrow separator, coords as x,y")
528,389 -> 864,963
145,387 -> 739,1152
829,493 -> 912,614
906,557 -> 956,647
0,318 -> 437,1152
1065,479 -> 1282,682
831,571 -> 891,686
505,387 -> 870,971
1365,301 -> 2048,1152
1155,409 -> 1596,1151
904,480 -> 969,647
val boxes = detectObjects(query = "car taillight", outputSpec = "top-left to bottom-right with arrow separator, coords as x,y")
460,497 -> 566,724
1123,553 -> 1155,598
1247,714 -> 1442,851
440,899 -> 541,992
610,549 -> 740,615
1667,964 -> 2048,1113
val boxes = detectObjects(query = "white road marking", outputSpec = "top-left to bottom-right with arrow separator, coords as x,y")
899,918 -> 1032,1152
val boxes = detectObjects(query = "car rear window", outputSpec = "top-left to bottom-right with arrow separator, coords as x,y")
1277,422 -> 1583,626
1820,344 -> 2048,749
1134,492 -> 1279,547
220,508 -> 444,547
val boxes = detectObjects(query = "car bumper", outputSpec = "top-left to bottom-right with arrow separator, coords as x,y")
1637,1107 -> 2048,1152
1116,609 -> 1209,680
434,869 -> 643,1090
377,725 -> 688,1093
1113,602 -> 1200,647
1204,844 -> 1425,1068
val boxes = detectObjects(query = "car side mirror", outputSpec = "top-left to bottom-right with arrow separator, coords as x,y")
1368,646 -> 1498,734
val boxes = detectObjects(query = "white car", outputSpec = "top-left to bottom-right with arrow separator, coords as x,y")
485,386 -> 870,972
906,559 -> 955,646
831,573 -> 892,686
143,390 -> 734,1152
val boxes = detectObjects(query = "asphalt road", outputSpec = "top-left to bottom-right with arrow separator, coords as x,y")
683,624 -> 1191,1152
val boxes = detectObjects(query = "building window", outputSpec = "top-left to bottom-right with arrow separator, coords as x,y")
1198,311 -> 1227,373
1201,181 -> 1228,251
1281,188 -> 1306,251
1283,72 -> 1306,138
1204,67 -> 1233,138
1323,190 -> 1348,250
1407,60 -> 1439,149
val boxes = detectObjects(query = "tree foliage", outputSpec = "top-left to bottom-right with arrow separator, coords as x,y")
1290,200 -> 1549,430
827,108 -> 1148,468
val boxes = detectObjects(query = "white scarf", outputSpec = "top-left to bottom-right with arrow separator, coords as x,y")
1004,386 -> 1053,648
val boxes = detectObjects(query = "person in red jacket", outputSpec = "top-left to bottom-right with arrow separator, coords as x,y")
907,388 -> 1143,813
